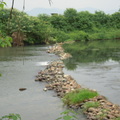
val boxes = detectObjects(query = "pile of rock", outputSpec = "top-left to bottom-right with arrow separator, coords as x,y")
36,43 -> 120,120
47,43 -> 72,60
83,96 -> 120,120
68,95 -> 120,120
35,61 -> 81,97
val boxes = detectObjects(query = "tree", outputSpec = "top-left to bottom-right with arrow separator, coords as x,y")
64,8 -> 78,30
93,11 -> 110,28
0,1 -> 13,47
50,14 -> 67,31
76,11 -> 93,31
38,14 -> 50,23
111,11 -> 120,28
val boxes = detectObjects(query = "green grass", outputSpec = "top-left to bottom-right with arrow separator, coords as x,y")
82,101 -> 100,112
62,89 -> 99,105
0,73 -> 2,77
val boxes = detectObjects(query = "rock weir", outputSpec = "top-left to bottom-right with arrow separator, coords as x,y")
35,60 -> 81,97
35,43 -> 120,120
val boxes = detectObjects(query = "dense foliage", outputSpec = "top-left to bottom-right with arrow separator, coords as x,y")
0,2 -> 13,47
0,7 -> 120,47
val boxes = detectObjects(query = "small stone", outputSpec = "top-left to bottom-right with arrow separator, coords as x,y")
71,88 -> 74,91
43,88 -> 47,91
88,108 -> 96,112
62,79 -> 67,82
35,78 -> 39,81
57,93 -> 61,96
19,88 -> 27,91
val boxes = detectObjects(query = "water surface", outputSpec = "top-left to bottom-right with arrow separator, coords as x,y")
0,46 -> 86,120
63,41 -> 120,105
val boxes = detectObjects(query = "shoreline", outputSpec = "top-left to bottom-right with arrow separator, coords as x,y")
35,43 -> 120,120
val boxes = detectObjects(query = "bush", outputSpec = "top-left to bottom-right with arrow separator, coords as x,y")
52,30 -> 69,42
0,31 -> 13,47
68,31 -> 89,42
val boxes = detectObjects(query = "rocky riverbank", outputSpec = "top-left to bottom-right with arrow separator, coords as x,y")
35,43 -> 120,120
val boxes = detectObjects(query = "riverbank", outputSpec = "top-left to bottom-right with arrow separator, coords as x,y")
35,43 -> 120,120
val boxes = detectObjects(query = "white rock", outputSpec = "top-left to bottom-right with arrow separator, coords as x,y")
43,88 -> 47,91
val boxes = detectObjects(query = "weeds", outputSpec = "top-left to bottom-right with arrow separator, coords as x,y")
82,101 -> 100,112
56,110 -> 78,120
0,114 -> 21,120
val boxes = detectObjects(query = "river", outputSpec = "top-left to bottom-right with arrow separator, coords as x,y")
63,41 -> 120,105
0,46 -> 86,120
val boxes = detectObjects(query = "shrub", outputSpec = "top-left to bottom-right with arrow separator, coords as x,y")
0,31 -> 13,47
52,30 -> 69,42
68,31 -> 89,42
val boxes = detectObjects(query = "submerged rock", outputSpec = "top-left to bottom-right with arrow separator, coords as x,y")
43,88 -> 47,91
19,88 -> 27,91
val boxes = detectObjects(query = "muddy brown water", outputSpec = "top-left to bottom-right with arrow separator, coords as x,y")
0,46 -> 86,120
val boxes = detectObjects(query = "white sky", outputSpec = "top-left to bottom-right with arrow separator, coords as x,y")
4,0 -> 120,12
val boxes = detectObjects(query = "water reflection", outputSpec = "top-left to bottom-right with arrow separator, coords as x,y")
63,40 -> 120,105
0,45 -> 87,120
64,48 -> 120,70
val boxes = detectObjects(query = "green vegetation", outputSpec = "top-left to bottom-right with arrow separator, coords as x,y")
0,1 -> 6,9
0,7 -> 120,47
0,2 -> 13,47
0,73 -> 2,77
62,89 -> 98,105
0,113 -> 21,120
82,101 -> 100,112
56,110 -> 78,120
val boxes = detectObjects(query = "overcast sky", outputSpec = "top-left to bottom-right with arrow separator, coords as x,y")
4,0 -> 120,12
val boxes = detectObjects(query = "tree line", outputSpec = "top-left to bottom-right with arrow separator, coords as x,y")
0,7 -> 120,47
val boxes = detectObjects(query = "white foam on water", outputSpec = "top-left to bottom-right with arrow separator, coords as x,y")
36,61 -> 49,66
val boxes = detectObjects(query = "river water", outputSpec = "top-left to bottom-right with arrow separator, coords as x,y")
63,45 -> 120,105
0,46 -> 86,120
